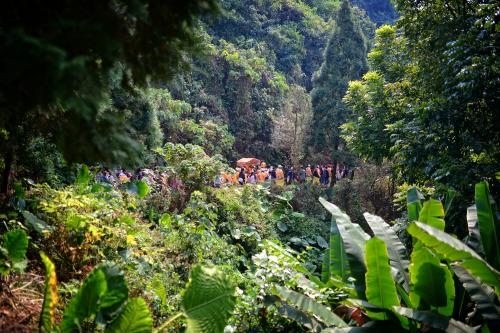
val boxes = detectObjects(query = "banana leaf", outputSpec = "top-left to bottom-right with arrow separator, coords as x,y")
320,198 -> 369,299
466,205 -> 484,256
364,237 -> 400,320
475,181 -> 500,270
409,244 -> 455,316
392,306 -> 475,333
407,222 -> 500,298
274,286 -> 348,328
363,213 -> 409,292
452,265 -> 500,331
322,215 -> 349,283
407,187 -> 422,222
418,199 -> 445,231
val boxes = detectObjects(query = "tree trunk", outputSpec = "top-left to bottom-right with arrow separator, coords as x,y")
330,142 -> 339,187
1,148 -> 13,194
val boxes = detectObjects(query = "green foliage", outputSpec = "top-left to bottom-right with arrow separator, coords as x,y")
182,265 -> 236,333
475,181 -> 500,270
273,286 -> 347,328
0,229 -> 29,275
320,197 -> 369,299
322,215 -> 349,283
363,213 -> 409,292
409,245 -> 455,316
60,263 -> 129,332
155,143 -> 225,197
407,222 -> 500,298
452,266 -> 500,331
105,298 -> 153,333
344,1 -> 500,195
0,0 -> 219,192
364,237 -> 400,320
310,0 -> 368,160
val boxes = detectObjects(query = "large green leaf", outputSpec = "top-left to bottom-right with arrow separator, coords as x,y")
105,298 -> 152,333
452,265 -> 500,331
274,286 -> 347,328
364,237 -> 400,320
40,252 -> 57,333
319,198 -> 369,299
182,265 -> 236,333
418,199 -> 445,231
409,244 -> 455,316
60,268 -> 108,332
406,187 -> 422,222
363,213 -> 409,292
407,222 -> 500,298
136,180 -> 150,199
475,181 -> 500,270
466,205 -> 484,255
97,264 -> 129,324
60,263 -> 129,332
22,210 -> 53,234
392,306 -> 475,333
75,164 -> 91,186
3,229 -> 28,263
322,215 -> 349,283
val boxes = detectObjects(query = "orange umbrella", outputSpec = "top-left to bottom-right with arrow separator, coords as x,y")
236,158 -> 261,168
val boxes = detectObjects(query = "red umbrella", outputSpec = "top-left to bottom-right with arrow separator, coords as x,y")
236,158 -> 261,168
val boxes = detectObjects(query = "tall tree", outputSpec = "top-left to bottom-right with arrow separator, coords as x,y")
272,85 -> 313,168
0,0 -> 217,193
309,0 -> 368,173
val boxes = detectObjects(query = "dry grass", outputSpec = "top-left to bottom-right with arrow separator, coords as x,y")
0,272 -> 44,332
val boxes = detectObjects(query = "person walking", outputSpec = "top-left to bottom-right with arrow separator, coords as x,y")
299,167 -> 306,183
238,168 -> 246,185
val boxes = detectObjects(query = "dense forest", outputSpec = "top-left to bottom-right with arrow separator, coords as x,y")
0,0 -> 499,332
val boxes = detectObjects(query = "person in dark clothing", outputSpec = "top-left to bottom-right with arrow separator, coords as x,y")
238,168 -> 246,185
269,166 -> 277,180
286,167 -> 295,185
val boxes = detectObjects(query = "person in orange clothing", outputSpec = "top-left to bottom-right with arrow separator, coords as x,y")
258,168 -> 268,182
276,165 -> 285,187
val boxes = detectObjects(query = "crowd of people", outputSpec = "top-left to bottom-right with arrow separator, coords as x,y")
216,162 -> 351,188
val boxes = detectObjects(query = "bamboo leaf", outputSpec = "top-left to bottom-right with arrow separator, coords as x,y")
475,181 -> 500,270
363,213 -> 409,291
407,222 -> 500,298
364,237 -> 400,320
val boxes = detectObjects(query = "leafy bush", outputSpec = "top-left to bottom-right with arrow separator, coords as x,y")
0,229 -> 29,275
40,253 -> 236,333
